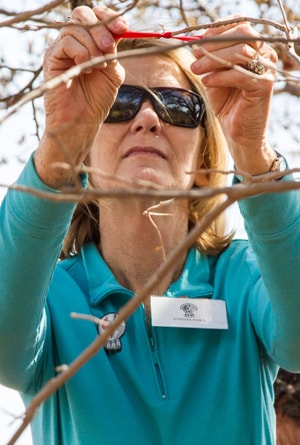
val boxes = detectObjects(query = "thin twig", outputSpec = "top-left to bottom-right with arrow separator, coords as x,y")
1,167 -> 300,204
0,0 -> 68,27
276,0 -> 300,66
9,162 -> 300,443
3,4 -> 300,444
143,199 -> 176,261
171,15 -> 288,36
2,32 -> 299,124
6,196 -> 233,445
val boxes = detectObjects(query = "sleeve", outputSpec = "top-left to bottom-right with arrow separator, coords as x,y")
0,154 -> 85,390
238,172 -> 300,371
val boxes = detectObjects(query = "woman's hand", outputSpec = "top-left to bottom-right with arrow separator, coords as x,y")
191,17 -> 278,175
34,6 -> 127,188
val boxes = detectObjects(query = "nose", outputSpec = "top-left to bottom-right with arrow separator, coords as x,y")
130,101 -> 162,135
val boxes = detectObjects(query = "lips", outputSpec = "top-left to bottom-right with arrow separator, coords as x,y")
124,146 -> 167,159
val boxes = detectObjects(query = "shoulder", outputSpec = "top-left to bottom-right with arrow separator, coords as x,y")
50,252 -> 89,298
213,239 -> 261,284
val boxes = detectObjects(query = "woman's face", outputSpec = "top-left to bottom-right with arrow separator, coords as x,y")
88,54 -> 204,190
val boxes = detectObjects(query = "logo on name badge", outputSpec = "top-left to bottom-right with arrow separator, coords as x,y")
97,313 -> 126,353
180,302 -> 198,318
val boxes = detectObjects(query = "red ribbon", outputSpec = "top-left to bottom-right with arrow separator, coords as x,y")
113,30 -> 202,42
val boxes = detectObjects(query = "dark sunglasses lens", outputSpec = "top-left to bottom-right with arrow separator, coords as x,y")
105,85 -> 204,128
105,86 -> 142,122
154,89 -> 202,128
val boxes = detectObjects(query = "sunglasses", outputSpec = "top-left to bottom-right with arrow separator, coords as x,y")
104,84 -> 206,128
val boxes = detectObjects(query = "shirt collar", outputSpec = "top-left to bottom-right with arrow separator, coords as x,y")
81,243 -> 214,306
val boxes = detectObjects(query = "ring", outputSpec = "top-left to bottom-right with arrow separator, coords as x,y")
246,59 -> 265,75
64,16 -> 71,23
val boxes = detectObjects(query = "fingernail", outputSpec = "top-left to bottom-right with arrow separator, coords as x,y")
112,19 -> 127,32
102,36 -> 115,48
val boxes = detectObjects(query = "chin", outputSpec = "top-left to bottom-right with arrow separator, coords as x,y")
127,168 -> 169,187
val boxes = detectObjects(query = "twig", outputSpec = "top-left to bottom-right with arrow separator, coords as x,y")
2,32 -> 299,124
171,15 -> 287,36
143,199 -> 176,260
276,0 -> 300,66
0,0 -> 68,27
10,163 -> 300,443
1,167 -> 300,204
3,5 -> 300,443
6,195 -> 232,445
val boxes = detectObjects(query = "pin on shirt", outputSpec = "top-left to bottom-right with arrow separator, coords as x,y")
97,313 -> 126,353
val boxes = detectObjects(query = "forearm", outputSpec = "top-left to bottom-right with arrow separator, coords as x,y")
239,173 -> 300,369
0,154 -> 78,388
33,125 -> 97,189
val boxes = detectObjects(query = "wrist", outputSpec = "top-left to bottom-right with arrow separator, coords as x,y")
234,152 -> 287,183
34,134 -> 87,189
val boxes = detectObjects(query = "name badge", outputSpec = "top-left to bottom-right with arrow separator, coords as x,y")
151,296 -> 228,329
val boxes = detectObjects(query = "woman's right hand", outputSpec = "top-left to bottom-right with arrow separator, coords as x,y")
34,6 -> 128,188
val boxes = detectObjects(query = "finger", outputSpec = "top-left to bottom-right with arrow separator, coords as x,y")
259,43 -> 278,64
48,36 -> 99,70
199,13 -> 257,40
194,22 -> 265,60
202,14 -> 246,38
192,43 -> 278,81
71,4 -> 96,22
56,6 -> 125,70
92,6 -> 128,46
199,65 -> 275,93
58,27 -> 103,66
57,8 -> 105,68
68,6 -> 116,54
66,6 -> 126,58
192,43 -> 258,75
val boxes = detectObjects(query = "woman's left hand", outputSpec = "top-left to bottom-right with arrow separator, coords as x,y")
191,17 -> 278,174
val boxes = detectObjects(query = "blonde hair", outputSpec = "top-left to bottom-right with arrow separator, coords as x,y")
61,38 -> 232,259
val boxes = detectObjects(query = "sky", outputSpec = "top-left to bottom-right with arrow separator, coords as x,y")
1,3 -> 60,444
1,1 -> 300,444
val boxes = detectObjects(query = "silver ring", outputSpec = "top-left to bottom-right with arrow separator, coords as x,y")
64,16 -> 71,23
246,59 -> 265,75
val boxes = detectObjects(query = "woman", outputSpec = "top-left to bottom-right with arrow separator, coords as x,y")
0,5 -> 299,445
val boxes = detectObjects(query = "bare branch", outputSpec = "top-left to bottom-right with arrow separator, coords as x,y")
276,0 -> 300,67
2,31 -> 299,124
2,2 -> 300,443
1,167 -> 300,204
0,0 -> 68,27
6,167 -> 300,443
